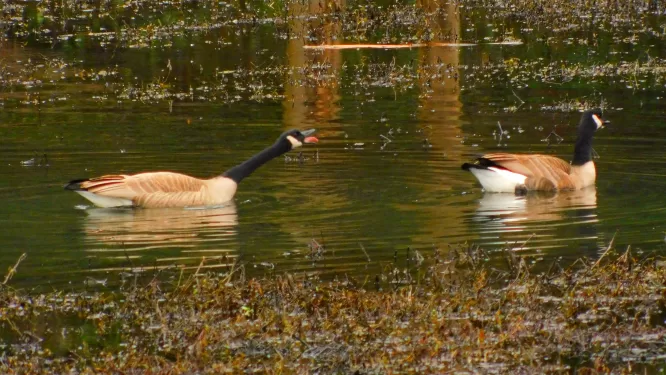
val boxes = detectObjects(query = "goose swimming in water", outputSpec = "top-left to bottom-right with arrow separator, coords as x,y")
462,109 -> 609,194
65,129 -> 318,208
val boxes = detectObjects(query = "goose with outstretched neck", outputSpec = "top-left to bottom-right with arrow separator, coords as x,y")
462,110 -> 609,194
65,129 -> 318,208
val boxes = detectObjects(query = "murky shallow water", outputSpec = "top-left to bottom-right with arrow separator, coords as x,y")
1,1 -> 666,288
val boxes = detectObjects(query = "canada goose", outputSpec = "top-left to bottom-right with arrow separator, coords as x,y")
462,109 -> 609,193
65,129 -> 318,208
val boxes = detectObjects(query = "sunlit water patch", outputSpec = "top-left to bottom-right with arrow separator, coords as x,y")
0,2 -> 666,288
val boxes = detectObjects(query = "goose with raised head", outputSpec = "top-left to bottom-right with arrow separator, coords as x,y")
65,129 -> 318,208
462,109 -> 609,194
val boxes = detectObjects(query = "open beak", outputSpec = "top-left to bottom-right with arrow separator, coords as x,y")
301,128 -> 318,144
592,114 -> 609,129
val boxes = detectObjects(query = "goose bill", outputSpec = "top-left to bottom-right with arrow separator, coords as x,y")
300,128 -> 318,143
301,128 -> 316,136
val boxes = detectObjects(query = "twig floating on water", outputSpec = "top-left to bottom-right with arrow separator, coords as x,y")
303,41 -> 523,50
359,243 -> 371,262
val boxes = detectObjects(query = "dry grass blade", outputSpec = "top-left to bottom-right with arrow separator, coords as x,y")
592,231 -> 617,269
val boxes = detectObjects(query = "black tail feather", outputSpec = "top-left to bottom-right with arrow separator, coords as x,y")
462,157 -> 499,171
461,162 -> 489,171
461,163 -> 475,171
64,178 -> 89,191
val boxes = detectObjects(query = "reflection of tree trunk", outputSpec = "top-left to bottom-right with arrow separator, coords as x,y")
417,0 -> 461,133
283,0 -> 344,129
415,0 -> 466,242
417,0 -> 462,155
278,0 -> 346,247
283,0 -> 308,129
239,25 -> 254,69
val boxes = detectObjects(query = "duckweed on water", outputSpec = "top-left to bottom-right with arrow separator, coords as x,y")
2,245 -> 666,373
2,50 -> 666,110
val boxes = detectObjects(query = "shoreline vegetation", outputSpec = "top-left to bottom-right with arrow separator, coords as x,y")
2,244 -> 666,374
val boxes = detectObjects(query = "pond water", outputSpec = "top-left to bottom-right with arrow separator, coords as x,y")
1,1 -> 666,288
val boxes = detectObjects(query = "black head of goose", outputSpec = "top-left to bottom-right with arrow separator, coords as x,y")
462,109 -> 609,194
65,128 -> 319,208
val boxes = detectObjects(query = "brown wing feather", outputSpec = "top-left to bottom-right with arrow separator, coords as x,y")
479,153 -> 576,191
81,172 -> 208,201
133,191 -> 210,208
482,152 -> 568,176
524,177 -> 557,191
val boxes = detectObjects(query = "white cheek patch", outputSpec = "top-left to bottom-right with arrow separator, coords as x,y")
592,114 -> 604,129
286,135 -> 303,148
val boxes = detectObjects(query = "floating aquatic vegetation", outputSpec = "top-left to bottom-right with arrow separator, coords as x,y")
1,42 -> 665,115
18,153 -> 49,167
3,0 -> 663,44
0,0 -> 472,47
462,0 -> 665,35
0,0 -> 663,113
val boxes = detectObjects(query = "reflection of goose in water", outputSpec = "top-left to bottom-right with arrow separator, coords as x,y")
82,203 -> 239,272
471,188 -> 600,253
475,188 -> 597,223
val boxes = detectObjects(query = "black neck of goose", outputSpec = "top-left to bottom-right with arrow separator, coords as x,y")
571,130 -> 594,166
222,140 -> 291,184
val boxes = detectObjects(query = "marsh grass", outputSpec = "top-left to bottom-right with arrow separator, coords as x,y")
1,244 -> 666,373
